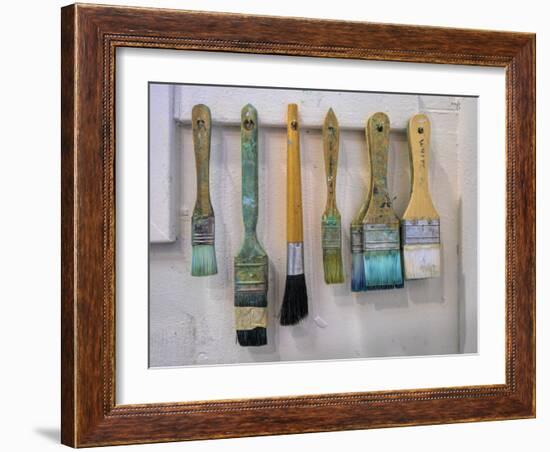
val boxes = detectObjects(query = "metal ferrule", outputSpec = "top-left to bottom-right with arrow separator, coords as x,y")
362,223 -> 400,251
350,225 -> 363,254
235,282 -> 267,293
234,261 -> 267,293
287,242 -> 304,275
192,216 -> 215,245
401,219 -> 440,246
322,223 -> 341,250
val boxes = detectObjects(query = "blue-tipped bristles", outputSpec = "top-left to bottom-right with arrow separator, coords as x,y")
362,223 -> 403,290
191,244 -> 217,276
363,249 -> 403,290
350,224 -> 366,291
191,214 -> 217,276
351,252 -> 367,291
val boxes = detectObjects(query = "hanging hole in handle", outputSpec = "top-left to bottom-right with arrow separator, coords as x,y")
376,124 -> 384,132
418,127 -> 424,134
243,118 -> 255,130
290,120 -> 298,131
196,119 -> 205,129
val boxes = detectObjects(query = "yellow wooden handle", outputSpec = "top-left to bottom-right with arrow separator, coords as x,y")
403,114 -> 439,220
287,103 -> 304,242
322,108 -> 339,214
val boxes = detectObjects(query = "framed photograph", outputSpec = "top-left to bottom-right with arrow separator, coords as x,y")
61,3 -> 535,447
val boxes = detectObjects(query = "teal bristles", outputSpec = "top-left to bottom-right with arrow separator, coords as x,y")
363,249 -> 403,290
191,244 -> 217,276
351,252 -> 367,291
350,224 -> 366,291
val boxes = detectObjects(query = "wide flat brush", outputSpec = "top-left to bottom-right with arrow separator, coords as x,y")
362,112 -> 403,290
234,104 -> 269,346
280,103 -> 308,325
401,114 -> 441,279
321,108 -> 344,284
191,104 -> 217,276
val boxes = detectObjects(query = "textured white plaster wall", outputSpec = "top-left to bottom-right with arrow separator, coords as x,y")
148,84 -> 477,367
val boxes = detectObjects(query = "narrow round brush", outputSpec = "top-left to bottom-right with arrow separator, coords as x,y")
402,114 -> 441,279
321,108 -> 344,284
191,104 -> 217,276
362,112 -> 403,290
234,104 -> 268,346
280,104 -> 308,325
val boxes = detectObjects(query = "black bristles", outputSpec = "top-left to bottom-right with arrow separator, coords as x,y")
236,327 -> 267,346
280,274 -> 308,325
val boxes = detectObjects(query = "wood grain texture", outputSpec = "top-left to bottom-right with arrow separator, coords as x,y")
322,108 -> 340,215
191,104 -> 213,217
61,3 -> 535,447
364,112 -> 399,226
403,114 -> 439,220
286,103 -> 304,243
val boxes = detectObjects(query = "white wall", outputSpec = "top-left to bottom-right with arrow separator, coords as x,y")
149,84 -> 478,367
1,1 -> 547,452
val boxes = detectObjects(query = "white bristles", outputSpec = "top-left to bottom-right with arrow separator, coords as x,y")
402,244 -> 441,279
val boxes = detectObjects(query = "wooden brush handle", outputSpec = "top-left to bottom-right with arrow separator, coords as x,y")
287,104 -> 304,243
322,108 -> 340,214
351,130 -> 372,225
192,104 -> 213,216
366,112 -> 392,217
404,114 -> 439,219
240,104 -> 259,237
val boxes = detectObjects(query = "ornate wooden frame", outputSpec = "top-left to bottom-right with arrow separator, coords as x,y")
61,3 -> 535,447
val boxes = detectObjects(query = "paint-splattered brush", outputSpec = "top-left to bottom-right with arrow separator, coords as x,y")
401,114 -> 441,279
191,104 -> 217,276
350,122 -> 373,292
234,104 -> 269,346
362,112 -> 403,290
280,103 -> 308,325
321,108 -> 344,284
350,196 -> 370,292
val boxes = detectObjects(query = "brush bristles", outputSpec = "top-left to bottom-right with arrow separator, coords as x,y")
323,249 -> 344,284
403,244 -> 441,279
351,252 -> 367,292
237,327 -> 267,346
191,245 -> 217,276
363,249 -> 403,290
280,274 -> 308,325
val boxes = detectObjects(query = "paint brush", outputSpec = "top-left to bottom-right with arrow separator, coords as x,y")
401,114 -> 441,279
350,121 -> 373,292
362,112 -> 403,290
321,108 -> 344,284
280,103 -> 308,325
350,196 -> 370,292
191,104 -> 217,276
234,104 -> 269,346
